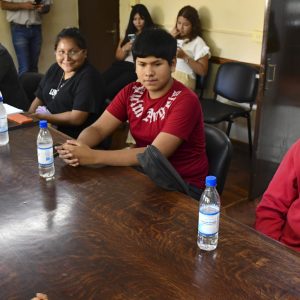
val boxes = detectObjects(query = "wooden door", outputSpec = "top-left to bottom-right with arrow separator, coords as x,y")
78,0 -> 119,72
251,0 -> 300,198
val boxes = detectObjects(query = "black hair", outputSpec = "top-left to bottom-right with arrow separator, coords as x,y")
132,28 -> 177,65
54,27 -> 87,50
175,5 -> 201,41
121,4 -> 155,47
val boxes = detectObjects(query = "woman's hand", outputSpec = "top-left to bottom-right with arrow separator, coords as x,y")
28,112 -> 43,120
35,106 -> 51,115
29,109 -> 51,121
176,47 -> 187,59
121,40 -> 133,53
56,140 -> 95,167
170,26 -> 179,38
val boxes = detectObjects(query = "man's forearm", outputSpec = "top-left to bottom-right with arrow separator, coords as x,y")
1,1 -> 27,10
77,125 -> 106,148
88,147 -> 145,167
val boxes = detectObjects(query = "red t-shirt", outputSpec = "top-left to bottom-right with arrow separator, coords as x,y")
255,139 -> 300,251
107,79 -> 208,189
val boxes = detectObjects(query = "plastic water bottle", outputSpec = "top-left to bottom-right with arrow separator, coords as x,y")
197,176 -> 220,251
0,92 -> 9,146
37,120 -> 55,179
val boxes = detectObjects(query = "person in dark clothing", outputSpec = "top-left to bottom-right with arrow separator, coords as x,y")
0,43 -> 29,110
103,4 -> 154,101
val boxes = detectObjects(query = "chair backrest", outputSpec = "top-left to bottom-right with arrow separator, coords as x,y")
19,72 -> 44,103
205,124 -> 232,194
214,62 -> 258,104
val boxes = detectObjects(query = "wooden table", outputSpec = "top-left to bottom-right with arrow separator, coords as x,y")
1,126 -> 300,300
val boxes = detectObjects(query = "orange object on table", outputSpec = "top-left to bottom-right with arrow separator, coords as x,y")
8,113 -> 33,124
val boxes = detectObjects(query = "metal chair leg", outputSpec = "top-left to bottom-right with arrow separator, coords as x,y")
226,121 -> 232,136
247,114 -> 252,154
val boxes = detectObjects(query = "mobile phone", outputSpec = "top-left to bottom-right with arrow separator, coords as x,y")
53,143 -> 62,158
128,34 -> 136,42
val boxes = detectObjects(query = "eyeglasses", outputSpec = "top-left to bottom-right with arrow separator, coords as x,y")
55,49 -> 84,58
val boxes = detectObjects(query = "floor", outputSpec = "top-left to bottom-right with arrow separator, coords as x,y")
221,140 -> 260,227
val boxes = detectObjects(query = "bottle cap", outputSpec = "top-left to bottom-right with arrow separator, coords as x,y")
39,120 -> 48,128
205,176 -> 217,187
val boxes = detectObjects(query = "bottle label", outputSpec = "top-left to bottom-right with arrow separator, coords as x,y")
38,146 -> 54,166
0,116 -> 8,133
198,207 -> 220,236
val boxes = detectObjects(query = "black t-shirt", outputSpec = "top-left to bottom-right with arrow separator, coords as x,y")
0,44 -> 29,110
36,62 -> 106,138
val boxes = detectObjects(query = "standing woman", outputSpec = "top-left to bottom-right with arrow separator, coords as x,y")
171,5 -> 210,90
103,4 -> 155,100
29,27 -> 106,138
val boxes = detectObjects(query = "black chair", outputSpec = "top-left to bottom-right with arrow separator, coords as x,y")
205,124 -> 232,195
200,62 -> 259,153
19,72 -> 44,103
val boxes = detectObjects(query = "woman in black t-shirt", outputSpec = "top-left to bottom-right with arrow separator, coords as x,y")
29,27 -> 106,138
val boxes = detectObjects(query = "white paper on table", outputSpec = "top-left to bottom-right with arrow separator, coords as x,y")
3,103 -> 24,115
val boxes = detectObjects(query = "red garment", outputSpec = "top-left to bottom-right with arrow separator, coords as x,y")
107,80 -> 208,189
255,139 -> 300,251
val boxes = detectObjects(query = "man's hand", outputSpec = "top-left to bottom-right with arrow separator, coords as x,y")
22,1 -> 36,10
35,4 -> 43,12
31,293 -> 48,300
56,140 -> 96,167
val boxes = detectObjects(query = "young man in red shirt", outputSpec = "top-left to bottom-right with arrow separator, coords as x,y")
57,28 -> 208,199
255,139 -> 300,251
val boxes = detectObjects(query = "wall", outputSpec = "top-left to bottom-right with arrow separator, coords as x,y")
1,0 -> 264,71
124,0 -> 265,63
121,0 -> 265,143
0,0 -> 78,73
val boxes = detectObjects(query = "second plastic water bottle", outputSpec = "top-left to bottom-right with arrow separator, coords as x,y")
197,176 -> 220,251
0,92 -> 9,146
37,120 -> 55,179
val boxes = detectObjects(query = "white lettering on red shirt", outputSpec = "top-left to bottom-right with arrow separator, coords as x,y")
143,90 -> 182,123
129,88 -> 182,123
129,86 -> 145,118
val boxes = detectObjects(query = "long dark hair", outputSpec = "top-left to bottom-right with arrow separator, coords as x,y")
175,5 -> 201,41
121,4 -> 154,47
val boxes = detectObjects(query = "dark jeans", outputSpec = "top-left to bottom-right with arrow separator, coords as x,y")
10,23 -> 42,75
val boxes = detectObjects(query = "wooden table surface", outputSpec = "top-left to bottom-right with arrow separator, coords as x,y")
1,126 -> 300,300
